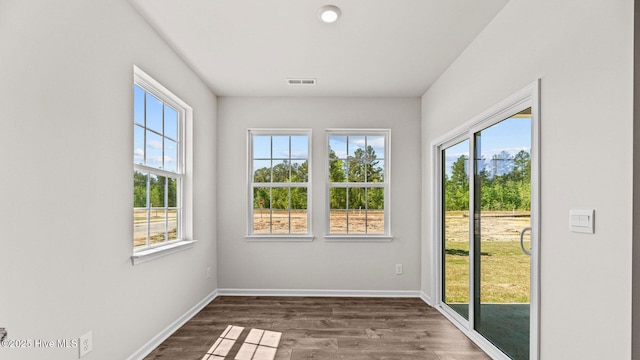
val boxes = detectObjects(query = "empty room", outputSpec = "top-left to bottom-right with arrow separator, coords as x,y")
1,0 -> 637,360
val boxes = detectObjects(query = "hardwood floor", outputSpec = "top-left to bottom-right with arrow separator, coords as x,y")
143,296 -> 490,360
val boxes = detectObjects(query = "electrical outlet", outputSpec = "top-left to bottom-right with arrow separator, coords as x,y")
395,264 -> 403,275
78,331 -> 92,358
206,267 -> 211,279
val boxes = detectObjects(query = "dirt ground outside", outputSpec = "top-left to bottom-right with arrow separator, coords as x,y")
444,210 -> 531,242
253,209 -> 308,234
252,209 -> 385,234
444,211 -> 531,304
134,209 -> 178,247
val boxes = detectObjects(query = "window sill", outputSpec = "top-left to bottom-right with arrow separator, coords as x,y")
245,235 -> 315,242
324,235 -> 393,242
131,240 -> 197,265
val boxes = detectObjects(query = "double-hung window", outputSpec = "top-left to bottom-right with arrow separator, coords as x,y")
326,129 -> 391,239
133,66 -> 191,254
248,130 -> 312,240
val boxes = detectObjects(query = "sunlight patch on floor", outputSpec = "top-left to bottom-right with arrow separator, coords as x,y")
201,325 -> 282,360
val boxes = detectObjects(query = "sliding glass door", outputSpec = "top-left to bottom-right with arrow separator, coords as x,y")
438,87 -> 538,360
442,139 -> 470,320
473,109 -> 532,359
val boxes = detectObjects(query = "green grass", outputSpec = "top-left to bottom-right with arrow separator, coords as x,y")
444,240 -> 530,303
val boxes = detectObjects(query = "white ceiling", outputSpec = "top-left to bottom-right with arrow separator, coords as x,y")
130,0 -> 510,97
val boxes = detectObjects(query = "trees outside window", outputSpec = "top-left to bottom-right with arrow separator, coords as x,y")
249,130 -> 311,236
327,130 -> 390,236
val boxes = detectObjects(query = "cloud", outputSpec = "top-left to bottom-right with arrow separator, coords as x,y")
147,140 -> 163,149
482,146 -> 530,159
366,136 -> 385,149
164,156 -> 175,165
146,155 -> 163,166
134,148 -> 144,162
332,150 -> 348,158
329,135 -> 386,159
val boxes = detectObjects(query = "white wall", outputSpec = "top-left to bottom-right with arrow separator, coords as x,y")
217,97 -> 421,292
0,1 -> 217,359
421,0 -> 633,359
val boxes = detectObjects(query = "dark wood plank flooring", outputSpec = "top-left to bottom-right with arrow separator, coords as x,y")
143,296 -> 490,360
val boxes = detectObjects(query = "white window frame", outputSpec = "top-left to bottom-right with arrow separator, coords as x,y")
246,129 -> 314,242
325,129 -> 392,242
131,65 -> 195,264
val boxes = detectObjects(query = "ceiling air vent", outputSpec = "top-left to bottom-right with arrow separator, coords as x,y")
287,78 -> 316,85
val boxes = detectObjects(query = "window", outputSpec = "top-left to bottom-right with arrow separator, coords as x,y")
248,130 -> 312,240
326,130 -> 390,239
133,66 -> 192,257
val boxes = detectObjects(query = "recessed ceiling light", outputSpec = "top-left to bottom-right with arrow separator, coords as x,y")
319,5 -> 341,23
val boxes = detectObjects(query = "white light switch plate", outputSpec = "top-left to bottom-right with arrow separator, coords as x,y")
570,209 -> 594,234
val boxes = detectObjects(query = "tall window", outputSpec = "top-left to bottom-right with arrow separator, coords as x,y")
133,73 -> 185,251
327,130 -> 390,237
248,130 -> 311,237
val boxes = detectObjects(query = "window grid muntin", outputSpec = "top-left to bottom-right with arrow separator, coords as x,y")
134,168 -> 183,249
331,135 -> 385,183
249,130 -> 311,236
134,84 -> 182,173
327,183 -> 387,234
134,80 -> 184,251
327,131 -> 389,236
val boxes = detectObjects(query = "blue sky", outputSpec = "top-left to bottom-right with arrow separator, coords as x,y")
253,135 -> 309,159
328,135 -> 385,159
134,85 -> 179,172
252,136 -> 309,175
444,116 -> 531,176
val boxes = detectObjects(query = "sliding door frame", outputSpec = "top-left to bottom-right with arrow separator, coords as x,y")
431,80 -> 540,360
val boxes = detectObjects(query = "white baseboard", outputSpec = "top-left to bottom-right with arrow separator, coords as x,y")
419,291 -> 433,306
127,289 -> 219,360
216,288 -> 421,298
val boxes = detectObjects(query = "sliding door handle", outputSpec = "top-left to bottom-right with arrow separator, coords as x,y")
520,227 -> 532,256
